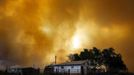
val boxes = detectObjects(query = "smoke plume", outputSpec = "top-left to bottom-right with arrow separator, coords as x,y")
0,0 -> 134,72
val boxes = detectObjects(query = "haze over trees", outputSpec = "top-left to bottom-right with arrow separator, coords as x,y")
68,47 -> 128,72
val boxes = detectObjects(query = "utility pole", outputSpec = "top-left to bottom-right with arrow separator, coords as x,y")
55,56 -> 57,64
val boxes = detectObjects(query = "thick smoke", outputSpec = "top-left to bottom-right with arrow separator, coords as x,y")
0,0 -> 134,72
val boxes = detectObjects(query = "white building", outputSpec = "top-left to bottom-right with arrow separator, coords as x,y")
53,60 -> 89,75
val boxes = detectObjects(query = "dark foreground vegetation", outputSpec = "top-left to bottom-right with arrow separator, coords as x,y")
45,72 -> 134,75
0,70 -> 134,75
0,70 -> 42,75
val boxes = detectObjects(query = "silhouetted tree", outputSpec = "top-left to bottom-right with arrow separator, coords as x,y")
102,48 -> 127,72
91,47 -> 101,61
68,47 -> 127,72
68,54 -> 75,61
79,49 -> 90,60
73,53 -> 81,61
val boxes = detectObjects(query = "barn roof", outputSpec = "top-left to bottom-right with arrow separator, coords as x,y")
54,60 -> 88,66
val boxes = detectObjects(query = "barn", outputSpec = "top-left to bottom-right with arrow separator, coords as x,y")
53,60 -> 89,75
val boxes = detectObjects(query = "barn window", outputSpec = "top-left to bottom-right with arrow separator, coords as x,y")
71,66 -> 74,68
61,66 -> 64,69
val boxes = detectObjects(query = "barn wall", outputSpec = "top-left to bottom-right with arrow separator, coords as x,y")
54,65 -> 81,73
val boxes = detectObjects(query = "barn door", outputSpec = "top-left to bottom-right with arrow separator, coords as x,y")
81,66 -> 84,75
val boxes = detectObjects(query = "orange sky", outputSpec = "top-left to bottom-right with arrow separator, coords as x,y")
0,0 -> 134,72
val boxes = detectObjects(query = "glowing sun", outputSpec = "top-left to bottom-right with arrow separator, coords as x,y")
71,34 -> 81,49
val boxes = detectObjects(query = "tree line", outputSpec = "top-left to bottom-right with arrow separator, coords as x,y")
68,47 -> 128,72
